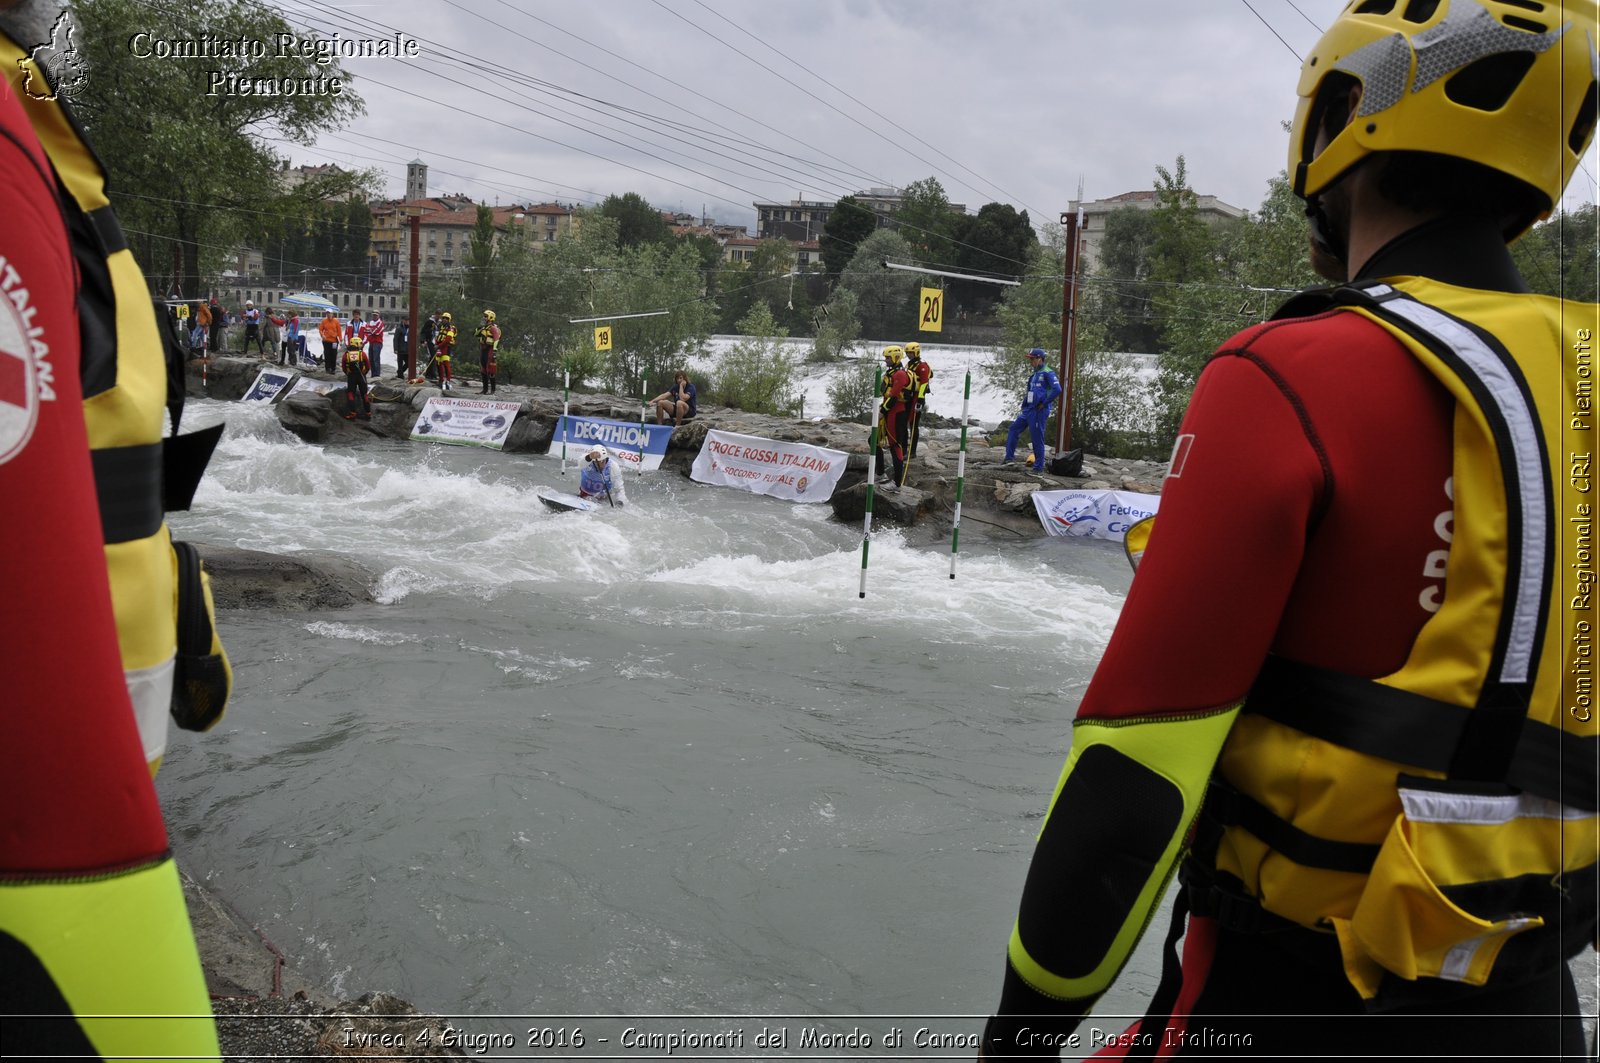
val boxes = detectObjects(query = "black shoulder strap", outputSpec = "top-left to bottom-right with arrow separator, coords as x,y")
1257,281 -> 1556,790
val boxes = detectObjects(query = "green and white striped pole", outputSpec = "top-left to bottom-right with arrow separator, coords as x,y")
859,367 -> 884,599
637,375 -> 649,477
950,370 -> 972,579
560,357 -> 572,475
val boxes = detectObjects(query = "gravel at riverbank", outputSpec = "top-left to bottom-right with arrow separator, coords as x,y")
183,868 -> 465,1060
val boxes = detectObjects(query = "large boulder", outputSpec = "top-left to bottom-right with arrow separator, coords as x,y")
277,390 -> 340,443
828,481 -> 938,526
198,545 -> 373,610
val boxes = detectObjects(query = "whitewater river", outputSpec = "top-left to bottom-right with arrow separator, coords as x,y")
158,396 -> 1595,1054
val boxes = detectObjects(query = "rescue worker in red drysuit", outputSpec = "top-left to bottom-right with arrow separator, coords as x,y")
342,338 -> 371,420
476,309 -> 500,394
982,3 -> 1599,1059
434,311 -> 457,392
874,345 -> 913,488
0,10 -> 224,1054
905,341 -> 932,459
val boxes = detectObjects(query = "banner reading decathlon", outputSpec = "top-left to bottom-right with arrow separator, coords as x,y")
546,415 -> 671,472
1032,488 -> 1161,543
242,367 -> 297,403
690,428 -> 848,503
411,397 -> 522,450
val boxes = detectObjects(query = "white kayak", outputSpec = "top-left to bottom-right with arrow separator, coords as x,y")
536,487 -> 601,513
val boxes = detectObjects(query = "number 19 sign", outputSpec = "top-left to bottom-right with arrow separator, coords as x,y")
919,287 -> 943,333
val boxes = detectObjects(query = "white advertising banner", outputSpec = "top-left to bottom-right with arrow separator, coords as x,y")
241,368 -> 297,403
1032,489 -> 1161,543
288,376 -> 341,397
690,429 -> 848,503
410,397 -> 522,450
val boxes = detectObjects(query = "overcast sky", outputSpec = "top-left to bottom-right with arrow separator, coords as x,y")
273,0 -> 1600,232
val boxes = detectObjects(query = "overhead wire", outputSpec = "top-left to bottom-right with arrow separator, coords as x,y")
687,0 -> 1042,218
481,0 -> 887,190
216,0 -> 1040,270
428,0 -> 878,198
1240,0 -> 1303,62
646,0 -> 1010,213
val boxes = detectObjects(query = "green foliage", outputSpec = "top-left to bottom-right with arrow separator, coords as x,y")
420,216 -> 711,393
827,356 -> 880,421
707,304 -> 798,415
810,287 -> 861,363
820,195 -> 877,280
1512,205 -> 1599,302
71,0 -> 371,296
598,192 -> 671,249
894,177 -> 960,265
992,224 -> 1059,400
464,205 -> 498,303
951,202 -> 1036,313
715,239 -> 813,335
265,197 -> 373,289
838,229 -> 918,340
1087,208 -> 1160,353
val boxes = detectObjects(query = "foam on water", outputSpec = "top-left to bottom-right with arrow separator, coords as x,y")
174,399 -> 1128,654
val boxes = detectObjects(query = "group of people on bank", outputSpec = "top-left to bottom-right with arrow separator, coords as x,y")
333,308 -> 505,419
872,341 -> 934,489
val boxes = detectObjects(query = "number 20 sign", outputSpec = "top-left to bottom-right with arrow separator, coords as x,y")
918,287 -> 943,333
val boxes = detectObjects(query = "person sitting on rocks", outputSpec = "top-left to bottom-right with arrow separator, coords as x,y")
650,371 -> 696,426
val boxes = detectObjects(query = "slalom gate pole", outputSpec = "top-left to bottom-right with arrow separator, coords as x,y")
950,370 -> 972,580
637,375 -> 648,478
560,359 -> 571,475
859,367 -> 883,599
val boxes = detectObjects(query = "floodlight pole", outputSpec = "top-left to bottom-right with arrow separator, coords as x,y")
408,213 -> 421,380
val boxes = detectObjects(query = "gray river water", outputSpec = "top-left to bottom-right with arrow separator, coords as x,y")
157,397 -> 1594,1054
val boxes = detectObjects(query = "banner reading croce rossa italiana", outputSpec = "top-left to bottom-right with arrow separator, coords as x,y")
690,428 -> 848,503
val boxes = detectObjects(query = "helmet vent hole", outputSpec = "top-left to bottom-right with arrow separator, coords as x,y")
1494,0 -> 1546,12
1401,0 -> 1441,22
1353,0 -> 1396,13
1570,81 -> 1599,156
1499,14 -> 1549,32
1443,51 -> 1536,111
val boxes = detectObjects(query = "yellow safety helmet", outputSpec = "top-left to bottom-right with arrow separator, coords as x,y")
483,309 -> 496,322
346,337 -> 364,350
882,345 -> 904,365
441,311 -> 452,321
1289,0 -> 1599,239
904,342 -> 921,359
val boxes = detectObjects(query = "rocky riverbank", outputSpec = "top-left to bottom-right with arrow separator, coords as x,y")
183,870 -> 467,1060
190,354 -> 1167,543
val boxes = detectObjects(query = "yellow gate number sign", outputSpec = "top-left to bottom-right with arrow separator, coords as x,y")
918,287 -> 943,333
176,303 -> 190,319
594,325 -> 612,351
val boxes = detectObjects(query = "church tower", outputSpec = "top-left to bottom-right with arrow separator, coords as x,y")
406,158 -> 427,201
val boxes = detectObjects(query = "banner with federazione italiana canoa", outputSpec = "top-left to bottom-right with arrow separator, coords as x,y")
1031,488 -> 1161,543
690,428 -> 849,503
410,397 -> 522,450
